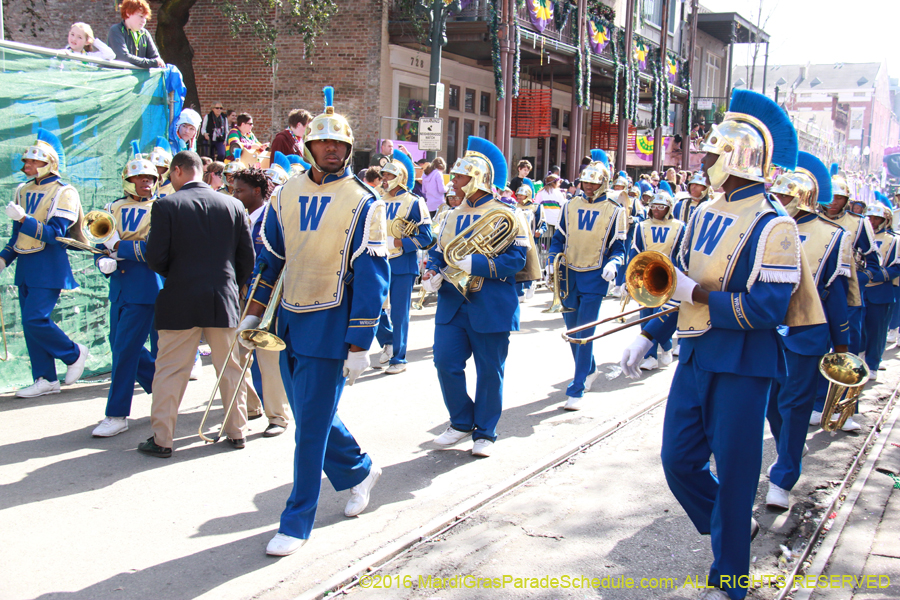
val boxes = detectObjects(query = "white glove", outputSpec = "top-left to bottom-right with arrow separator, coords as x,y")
422,272 -> 443,293
547,260 -> 555,276
236,315 -> 262,350
387,236 -> 398,250
5,202 -> 25,221
0,258 -> 6,274
103,231 -> 121,251
343,350 -> 369,386
97,257 -> 117,274
602,262 -> 618,282
671,269 -> 698,305
457,254 -> 473,274
621,335 -> 654,379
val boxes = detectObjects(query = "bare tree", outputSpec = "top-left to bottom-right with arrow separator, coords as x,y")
746,0 -> 777,92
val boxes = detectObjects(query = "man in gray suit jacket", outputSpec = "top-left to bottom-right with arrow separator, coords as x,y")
140,151 -> 255,457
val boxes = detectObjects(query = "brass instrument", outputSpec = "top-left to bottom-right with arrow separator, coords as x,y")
616,285 -> 631,323
198,268 -> 286,443
562,251 -> 678,345
389,217 -> 420,240
542,253 -> 573,314
442,208 -> 519,300
818,352 -> 869,432
57,209 -> 117,255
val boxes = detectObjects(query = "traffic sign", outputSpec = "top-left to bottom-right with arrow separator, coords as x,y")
418,117 -> 443,151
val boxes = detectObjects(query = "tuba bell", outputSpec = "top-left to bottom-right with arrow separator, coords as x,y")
818,352 -> 869,432
542,253 -> 573,314
442,208 -> 519,301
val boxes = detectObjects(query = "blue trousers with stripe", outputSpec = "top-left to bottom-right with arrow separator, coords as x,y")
766,350 -> 817,491
105,300 -> 157,417
433,303 -> 509,442
661,358 -> 770,600
890,285 -> 900,330
374,273 -> 414,364
278,349 -> 372,539
18,284 -> 80,382
561,290 -> 602,397
848,305 -> 864,355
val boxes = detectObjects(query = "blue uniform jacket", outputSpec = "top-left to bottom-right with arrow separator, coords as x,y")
629,220 -> 686,263
94,203 -> 164,305
0,176 -> 78,290
250,171 -> 390,360
644,183 -> 794,379
779,213 -> 850,356
389,191 -> 433,276
426,195 -> 527,334
859,230 -> 900,305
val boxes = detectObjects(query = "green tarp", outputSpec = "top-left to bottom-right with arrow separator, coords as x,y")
0,45 -> 170,392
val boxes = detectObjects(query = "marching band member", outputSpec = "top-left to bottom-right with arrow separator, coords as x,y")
549,149 -> 626,410
91,143 -> 163,437
1,129 -> 89,397
628,181 -> 684,371
858,193 -> 900,381
765,152 -> 851,508
373,149 -> 433,374
222,148 -> 248,196
620,89 -> 817,600
286,153 -> 311,178
262,151 -> 292,188
238,87 -> 389,556
673,171 -> 712,223
422,136 -> 528,457
148,137 -> 175,198
611,170 -> 642,297
888,190 -> 900,345
514,178 -> 545,300
231,168 -> 290,436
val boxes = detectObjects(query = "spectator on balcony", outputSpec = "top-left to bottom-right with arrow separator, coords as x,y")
107,0 -> 165,69
226,113 -> 267,163
270,109 -> 313,157
64,22 -> 115,61
201,102 -> 229,161
508,159 -> 533,195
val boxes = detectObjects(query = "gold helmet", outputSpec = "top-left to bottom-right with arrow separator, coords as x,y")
648,182 -> 675,219
123,141 -> 158,198
701,89 -> 798,188
263,151 -> 292,187
868,193 -> 893,230
381,148 -> 415,194
516,178 -> 536,201
579,149 -> 612,198
23,128 -> 64,179
224,147 -> 248,176
769,151 -> 832,215
147,136 -> 173,179
449,136 -> 506,199
303,86 -> 354,172
686,171 -> 711,199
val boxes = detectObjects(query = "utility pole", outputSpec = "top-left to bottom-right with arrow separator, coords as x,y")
682,0 -> 699,170
652,0 -> 670,172
615,0 -> 636,173
423,0 -> 460,162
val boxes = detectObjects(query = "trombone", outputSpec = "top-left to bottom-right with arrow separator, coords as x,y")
57,209 -> 117,255
562,251 -> 679,345
198,267 -> 286,443
542,253 -> 573,314
818,352 -> 869,432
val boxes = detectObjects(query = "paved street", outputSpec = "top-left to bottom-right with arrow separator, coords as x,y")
0,286 -> 896,600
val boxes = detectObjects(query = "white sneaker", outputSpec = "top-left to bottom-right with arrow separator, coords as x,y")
518,295 -> 526,303
767,461 -> 775,478
434,426 -> 472,447
766,481 -> 790,510
92,416 -> 128,438
584,369 -> 600,392
344,465 -> 382,517
658,349 -> 674,366
189,356 -> 202,381
525,284 -> 535,300
672,341 -> 680,357
809,410 -> 823,426
266,533 -> 307,556
870,370 -> 879,383
563,396 -> 583,411
378,345 -> 393,367
16,377 -> 61,398
888,328 -> 899,344
640,356 -> 658,371
385,363 -> 407,374
64,343 -> 89,385
841,416 -> 862,432
472,439 -> 494,457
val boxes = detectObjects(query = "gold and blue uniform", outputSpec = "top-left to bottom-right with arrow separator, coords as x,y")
0,175 -> 83,382
858,213 -> 900,372
827,208 -> 878,354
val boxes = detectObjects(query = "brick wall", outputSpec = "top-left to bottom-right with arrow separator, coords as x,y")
4,0 -> 386,151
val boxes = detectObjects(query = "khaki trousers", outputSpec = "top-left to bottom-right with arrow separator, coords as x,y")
241,345 -> 290,427
151,327 -> 248,448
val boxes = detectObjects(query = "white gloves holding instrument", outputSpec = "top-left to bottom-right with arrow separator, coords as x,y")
457,254 -> 473,274
236,315 -> 261,350
620,334 -> 654,379
601,262 -> 618,282
5,202 -> 25,221
343,350 -> 369,386
98,257 -> 117,275
422,271 -> 443,293
103,231 -> 121,251
672,269 -> 698,305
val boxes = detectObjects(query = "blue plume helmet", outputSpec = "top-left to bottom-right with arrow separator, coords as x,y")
272,151 -> 291,173
323,86 -> 334,110
391,149 -> 416,190
829,163 -> 840,177
729,88 -> 798,170
36,128 -> 65,171
286,154 -> 311,169
590,149 -> 610,168
618,170 -> 627,179
517,177 -> 536,197
466,136 -> 507,190
658,181 -> 674,196
875,191 -> 892,209
233,147 -> 242,161
797,151 -> 832,206
154,135 -> 172,154
130,140 -> 142,159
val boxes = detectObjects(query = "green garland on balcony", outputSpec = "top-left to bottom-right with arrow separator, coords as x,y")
487,0 -> 505,99
582,32 -> 592,109
682,60 -> 693,139
574,32 -> 583,108
513,22 -> 521,98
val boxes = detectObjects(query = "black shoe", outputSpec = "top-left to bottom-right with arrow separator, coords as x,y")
248,412 -> 264,421
751,518 -> 760,542
137,436 -> 172,458
263,423 -> 287,437
228,437 -> 246,449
